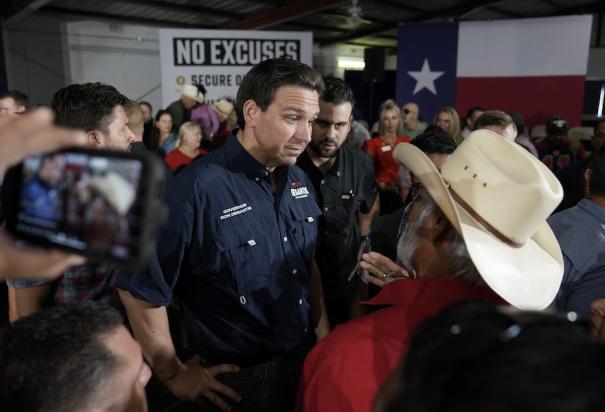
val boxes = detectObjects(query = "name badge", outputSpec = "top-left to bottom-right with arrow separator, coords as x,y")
381,145 -> 392,152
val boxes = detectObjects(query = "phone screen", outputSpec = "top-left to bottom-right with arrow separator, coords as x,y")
14,151 -> 145,260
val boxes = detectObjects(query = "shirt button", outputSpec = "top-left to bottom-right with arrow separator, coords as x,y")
292,269 -> 298,275
240,296 -> 247,304
324,207 -> 328,212
298,299 -> 303,305
283,236 -> 288,242
254,177 -> 260,182
337,171 -> 341,177
321,179 -> 325,184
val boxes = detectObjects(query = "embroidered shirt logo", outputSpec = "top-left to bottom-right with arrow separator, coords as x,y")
220,203 -> 252,220
291,186 -> 309,199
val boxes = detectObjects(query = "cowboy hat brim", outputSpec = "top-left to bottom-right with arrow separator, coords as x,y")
394,143 -> 563,310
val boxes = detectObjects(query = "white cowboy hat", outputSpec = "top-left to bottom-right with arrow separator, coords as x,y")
393,129 -> 564,310
88,172 -> 136,215
181,84 -> 205,103
212,99 -> 234,117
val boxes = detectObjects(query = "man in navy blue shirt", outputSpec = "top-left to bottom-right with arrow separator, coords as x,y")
116,58 -> 328,412
20,153 -> 65,224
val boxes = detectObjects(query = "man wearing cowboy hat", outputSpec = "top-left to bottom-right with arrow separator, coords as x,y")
297,129 -> 565,412
212,99 -> 236,147
165,84 -> 204,130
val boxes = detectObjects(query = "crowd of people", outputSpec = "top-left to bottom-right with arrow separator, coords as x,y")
0,57 -> 604,412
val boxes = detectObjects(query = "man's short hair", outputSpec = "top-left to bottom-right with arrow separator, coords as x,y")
411,127 -> 457,154
235,58 -> 324,129
124,100 -> 144,137
590,145 -> 605,197
0,89 -> 29,110
473,110 -> 516,132
321,76 -> 355,106
51,82 -> 129,134
466,105 -> 485,120
507,111 -> 526,136
0,301 -> 124,412
386,301 -> 605,412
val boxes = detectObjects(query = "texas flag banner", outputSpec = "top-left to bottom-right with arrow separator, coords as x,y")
396,15 -> 593,128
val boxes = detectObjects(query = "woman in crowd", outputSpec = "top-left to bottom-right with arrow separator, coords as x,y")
151,110 -> 178,156
164,121 -> 207,173
434,106 -> 463,144
362,99 -> 411,215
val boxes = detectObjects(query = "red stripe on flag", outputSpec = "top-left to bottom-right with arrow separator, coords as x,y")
455,76 -> 585,130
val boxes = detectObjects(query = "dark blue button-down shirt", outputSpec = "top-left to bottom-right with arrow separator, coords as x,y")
115,134 -> 321,359
548,198 -> 605,316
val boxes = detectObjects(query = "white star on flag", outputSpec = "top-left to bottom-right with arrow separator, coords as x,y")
407,59 -> 445,95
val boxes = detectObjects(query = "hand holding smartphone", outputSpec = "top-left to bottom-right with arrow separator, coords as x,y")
3,147 -> 168,270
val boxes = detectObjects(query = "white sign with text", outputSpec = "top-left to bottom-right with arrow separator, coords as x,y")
159,29 -> 313,107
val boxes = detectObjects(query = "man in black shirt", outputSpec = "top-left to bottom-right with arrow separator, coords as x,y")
297,77 -> 379,325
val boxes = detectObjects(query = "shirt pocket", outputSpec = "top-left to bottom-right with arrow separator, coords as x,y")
326,194 -> 357,236
289,204 -> 321,262
214,221 -> 274,305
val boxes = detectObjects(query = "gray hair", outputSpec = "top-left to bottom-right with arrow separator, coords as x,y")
397,189 -> 483,285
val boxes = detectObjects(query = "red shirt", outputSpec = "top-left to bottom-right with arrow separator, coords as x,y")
164,148 -> 207,172
297,278 -> 503,412
362,136 -> 411,185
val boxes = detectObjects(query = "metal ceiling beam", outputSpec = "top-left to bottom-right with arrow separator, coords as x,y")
285,21 -> 350,34
322,10 -> 389,25
115,0 -> 243,19
550,0 -> 605,16
484,6 -> 525,17
370,0 -> 425,14
538,0 -> 561,8
226,0 -> 347,30
2,0 -> 52,24
38,6 -> 217,29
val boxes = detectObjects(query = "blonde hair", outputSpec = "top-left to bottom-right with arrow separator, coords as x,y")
123,100 -> 144,137
434,106 -> 462,143
378,99 -> 404,136
177,122 -> 202,147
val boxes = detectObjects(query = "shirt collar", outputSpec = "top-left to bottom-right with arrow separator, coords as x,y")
363,278 -> 503,306
224,131 -> 273,181
298,147 -> 343,177
578,198 -> 605,221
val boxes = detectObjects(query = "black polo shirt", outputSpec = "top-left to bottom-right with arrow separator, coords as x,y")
297,145 -> 377,292
115,134 -> 321,360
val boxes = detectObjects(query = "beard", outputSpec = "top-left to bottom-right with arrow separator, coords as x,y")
308,137 -> 340,158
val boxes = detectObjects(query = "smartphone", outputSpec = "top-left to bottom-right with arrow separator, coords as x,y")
3,147 -> 168,269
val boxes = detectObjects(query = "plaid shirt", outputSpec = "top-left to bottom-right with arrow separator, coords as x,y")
6,263 -> 120,309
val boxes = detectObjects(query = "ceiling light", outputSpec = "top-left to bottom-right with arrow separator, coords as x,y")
338,58 -> 365,70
